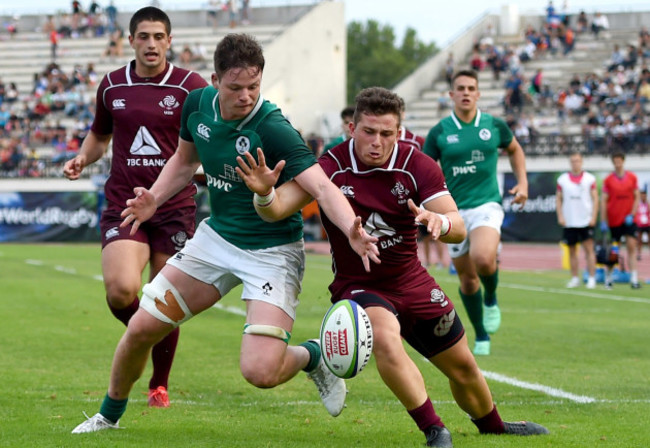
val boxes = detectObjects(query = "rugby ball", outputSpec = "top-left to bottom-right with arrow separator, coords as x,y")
320,299 -> 373,379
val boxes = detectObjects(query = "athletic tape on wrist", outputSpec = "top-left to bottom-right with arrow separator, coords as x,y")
437,213 -> 452,236
254,187 -> 275,207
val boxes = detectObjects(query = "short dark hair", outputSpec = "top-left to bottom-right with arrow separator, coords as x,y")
397,96 -> 406,113
213,33 -> 265,79
341,106 -> 355,120
451,69 -> 479,87
129,7 -> 171,37
611,150 -> 625,161
353,87 -> 402,127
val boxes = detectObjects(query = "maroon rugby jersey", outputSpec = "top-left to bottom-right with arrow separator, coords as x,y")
399,126 -> 425,151
319,139 -> 450,299
91,61 -> 207,212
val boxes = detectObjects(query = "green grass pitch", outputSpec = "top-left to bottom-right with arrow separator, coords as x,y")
1,243 -> 649,447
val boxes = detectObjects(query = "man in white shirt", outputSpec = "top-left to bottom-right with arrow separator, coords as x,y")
556,151 -> 599,288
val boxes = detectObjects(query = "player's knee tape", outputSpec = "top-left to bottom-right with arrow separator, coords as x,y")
141,274 -> 194,327
243,324 -> 291,344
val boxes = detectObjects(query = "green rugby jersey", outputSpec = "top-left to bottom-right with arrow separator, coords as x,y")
180,86 -> 316,249
423,110 -> 513,209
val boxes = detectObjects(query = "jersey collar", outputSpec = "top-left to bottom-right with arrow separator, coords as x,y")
125,61 -> 174,85
211,92 -> 265,130
450,109 -> 481,130
348,139 -> 399,172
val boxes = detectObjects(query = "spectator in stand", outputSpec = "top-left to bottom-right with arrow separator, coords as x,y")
486,46 -> 503,82
556,151 -> 598,289
57,13 -> 72,38
530,68 -> 543,96
639,26 -> 650,54
6,15 -> 18,38
0,104 -> 10,131
559,0 -> 570,27
89,2 -> 101,20
71,0 -> 82,37
637,78 -> 650,103
636,186 -> 649,260
559,24 -> 575,56
504,70 -> 525,115
179,44 -> 193,68
105,1 -> 118,33
444,53 -> 455,86
513,119 -> 531,145
576,10 -> 589,34
520,37 -> 537,63
478,23 -> 496,50
50,29 -> 59,62
607,44 -> 626,72
207,0 -> 224,32
43,15 -> 56,35
241,0 -> 251,25
470,48 -> 484,71
191,42 -> 208,66
591,12 -> 609,39
545,1 -> 556,25
227,0 -> 239,28
103,26 -> 124,59
622,45 -> 638,70
85,62 -> 98,86
564,87 -> 588,117
600,151 -> 641,289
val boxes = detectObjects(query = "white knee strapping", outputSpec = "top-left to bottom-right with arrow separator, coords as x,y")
141,274 -> 194,327
243,323 -> 291,343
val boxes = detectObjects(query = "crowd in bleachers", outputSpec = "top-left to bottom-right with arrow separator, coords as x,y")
0,60 -> 97,177
464,5 -> 650,156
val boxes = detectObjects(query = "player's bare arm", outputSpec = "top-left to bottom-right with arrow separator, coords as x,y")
407,198 -> 466,243
235,148 -> 310,222
505,137 -> 528,206
589,186 -> 599,226
556,189 -> 565,227
237,148 -> 380,271
294,164 -> 380,271
121,138 -> 201,234
62,131 -> 112,180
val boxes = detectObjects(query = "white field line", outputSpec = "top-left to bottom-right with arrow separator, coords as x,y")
212,302 -> 247,316
480,370 -> 597,403
499,282 -> 650,304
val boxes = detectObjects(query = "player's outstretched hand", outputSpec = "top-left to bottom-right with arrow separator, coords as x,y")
120,187 -> 157,235
508,183 -> 528,208
235,147 -> 286,195
349,216 -> 380,272
407,199 -> 446,240
63,154 -> 87,180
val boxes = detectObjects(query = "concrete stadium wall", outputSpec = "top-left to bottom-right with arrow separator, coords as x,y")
261,1 -> 345,137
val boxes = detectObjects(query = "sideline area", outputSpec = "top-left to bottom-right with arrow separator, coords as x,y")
305,241 -> 650,281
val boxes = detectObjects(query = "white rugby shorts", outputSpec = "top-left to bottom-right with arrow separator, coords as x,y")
166,220 -> 305,319
447,201 -> 504,258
